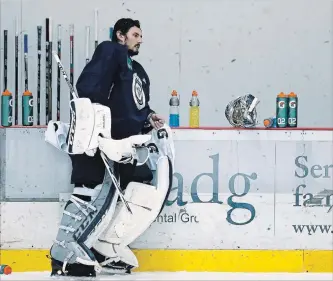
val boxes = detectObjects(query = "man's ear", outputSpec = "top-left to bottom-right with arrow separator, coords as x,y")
116,30 -> 125,43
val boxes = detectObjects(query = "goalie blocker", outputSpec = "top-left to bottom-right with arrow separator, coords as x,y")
45,97 -> 174,276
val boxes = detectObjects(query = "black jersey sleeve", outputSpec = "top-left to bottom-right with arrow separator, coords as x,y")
76,41 -> 120,105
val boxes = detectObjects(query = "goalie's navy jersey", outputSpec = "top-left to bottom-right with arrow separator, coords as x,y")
76,41 -> 153,140
70,41 -> 154,186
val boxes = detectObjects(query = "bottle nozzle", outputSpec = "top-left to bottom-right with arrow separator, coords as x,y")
23,90 -> 32,96
2,89 -> 12,96
277,92 -> 287,97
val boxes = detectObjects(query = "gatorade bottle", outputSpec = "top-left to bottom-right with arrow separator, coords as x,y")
276,92 -> 288,128
22,90 -> 33,126
189,90 -> 200,128
169,90 -> 180,127
0,265 -> 12,275
1,89 -> 13,127
287,92 -> 298,127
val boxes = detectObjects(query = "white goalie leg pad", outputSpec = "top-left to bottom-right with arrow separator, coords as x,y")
94,155 -> 172,253
50,170 -> 119,271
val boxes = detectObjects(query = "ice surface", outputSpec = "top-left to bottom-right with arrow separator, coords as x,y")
1,272 -> 333,280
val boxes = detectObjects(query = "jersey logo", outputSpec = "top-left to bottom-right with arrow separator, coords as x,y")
132,73 -> 146,110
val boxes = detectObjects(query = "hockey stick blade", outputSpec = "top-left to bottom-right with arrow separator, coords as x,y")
51,51 -> 133,214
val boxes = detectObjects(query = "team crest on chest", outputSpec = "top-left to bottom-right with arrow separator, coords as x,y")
132,73 -> 145,110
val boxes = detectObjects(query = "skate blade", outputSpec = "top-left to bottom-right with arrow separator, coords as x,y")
101,267 -> 131,275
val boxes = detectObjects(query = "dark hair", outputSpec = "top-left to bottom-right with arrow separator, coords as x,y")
112,18 -> 141,42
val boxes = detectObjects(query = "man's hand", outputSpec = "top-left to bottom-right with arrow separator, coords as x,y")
149,113 -> 165,129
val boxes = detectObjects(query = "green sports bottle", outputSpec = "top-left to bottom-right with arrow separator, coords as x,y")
276,92 -> 288,128
287,92 -> 298,127
22,90 -> 33,126
1,89 -> 13,127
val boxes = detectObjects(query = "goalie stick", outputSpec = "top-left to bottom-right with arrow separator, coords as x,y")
14,18 -> 18,125
52,50 -> 133,214
37,26 -> 42,125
